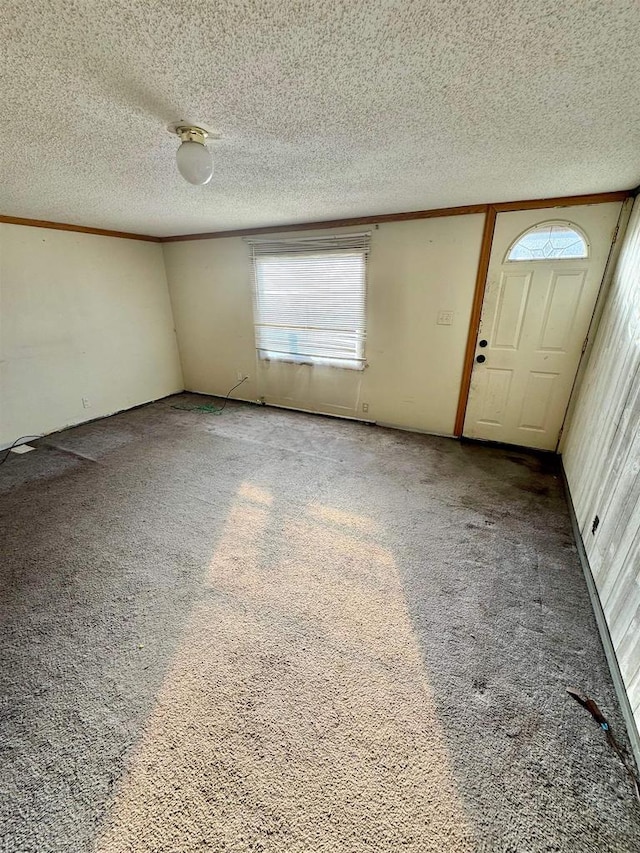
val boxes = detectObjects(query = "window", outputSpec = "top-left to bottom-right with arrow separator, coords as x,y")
249,233 -> 369,370
506,221 -> 589,261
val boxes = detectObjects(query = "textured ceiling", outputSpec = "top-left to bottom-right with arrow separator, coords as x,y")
2,0 -> 640,237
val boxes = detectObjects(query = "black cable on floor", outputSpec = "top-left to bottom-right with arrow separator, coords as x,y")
0,435 -> 42,466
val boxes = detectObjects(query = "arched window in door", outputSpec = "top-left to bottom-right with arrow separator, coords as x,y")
506,221 -> 589,261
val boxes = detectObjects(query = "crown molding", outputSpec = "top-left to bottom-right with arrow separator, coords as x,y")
0,215 -> 161,242
0,190 -> 631,244
160,190 -> 631,243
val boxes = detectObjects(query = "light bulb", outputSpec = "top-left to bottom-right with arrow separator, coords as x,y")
176,140 -> 213,185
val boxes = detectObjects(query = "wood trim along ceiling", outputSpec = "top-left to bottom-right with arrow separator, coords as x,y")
0,214 -> 162,243
0,190 -> 630,243
161,203 -> 489,242
490,191 -> 630,212
454,206 -> 498,437
160,190 -> 630,242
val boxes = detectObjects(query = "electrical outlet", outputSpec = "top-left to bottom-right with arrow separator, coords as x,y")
82,397 -> 91,409
437,311 -> 454,326
362,402 -> 369,413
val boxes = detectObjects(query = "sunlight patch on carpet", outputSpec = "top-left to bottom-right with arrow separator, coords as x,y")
94,480 -> 473,852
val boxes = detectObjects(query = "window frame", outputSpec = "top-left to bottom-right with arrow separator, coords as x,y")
504,220 -> 590,263
249,236 -> 369,371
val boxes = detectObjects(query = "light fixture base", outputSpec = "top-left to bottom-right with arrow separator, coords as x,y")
167,121 -> 221,144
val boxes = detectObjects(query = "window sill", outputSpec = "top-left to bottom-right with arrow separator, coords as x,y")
259,354 -> 365,371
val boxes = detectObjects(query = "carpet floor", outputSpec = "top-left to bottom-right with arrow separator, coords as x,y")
1,394 -> 639,852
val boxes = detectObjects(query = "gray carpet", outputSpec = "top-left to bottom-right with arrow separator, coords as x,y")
1,394 -> 639,852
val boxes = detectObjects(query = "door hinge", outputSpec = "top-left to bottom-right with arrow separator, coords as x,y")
612,223 -> 620,244
557,426 -> 564,443
581,336 -> 589,354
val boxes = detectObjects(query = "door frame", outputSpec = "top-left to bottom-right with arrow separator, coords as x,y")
453,192 -> 630,439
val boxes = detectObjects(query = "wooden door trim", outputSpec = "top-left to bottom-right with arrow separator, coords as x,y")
454,206 -> 497,436
453,194 -> 627,439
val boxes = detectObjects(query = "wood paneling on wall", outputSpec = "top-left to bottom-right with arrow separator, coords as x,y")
563,197 -> 640,739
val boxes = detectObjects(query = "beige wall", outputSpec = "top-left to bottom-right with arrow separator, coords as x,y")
562,196 -> 640,751
0,225 -> 183,446
163,215 -> 485,436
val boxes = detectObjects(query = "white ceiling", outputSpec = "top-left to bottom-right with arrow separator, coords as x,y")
2,0 -> 640,237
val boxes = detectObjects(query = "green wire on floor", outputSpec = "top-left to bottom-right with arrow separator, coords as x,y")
171,377 -> 248,417
171,402 -> 225,415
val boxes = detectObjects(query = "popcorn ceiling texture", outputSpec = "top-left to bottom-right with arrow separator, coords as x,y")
1,396 -> 640,851
1,0 -> 640,236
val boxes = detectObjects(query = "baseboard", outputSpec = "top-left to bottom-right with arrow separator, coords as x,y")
0,388 -> 185,454
560,460 -> 640,766
182,391 -> 458,436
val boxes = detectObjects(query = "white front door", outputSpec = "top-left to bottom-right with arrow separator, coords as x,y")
463,203 -> 621,450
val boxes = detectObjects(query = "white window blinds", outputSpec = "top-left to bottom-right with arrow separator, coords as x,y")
248,233 -> 370,370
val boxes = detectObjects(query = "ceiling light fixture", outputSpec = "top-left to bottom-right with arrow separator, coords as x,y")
168,122 -> 217,185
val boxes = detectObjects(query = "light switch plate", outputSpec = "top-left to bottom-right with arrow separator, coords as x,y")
437,311 -> 454,325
